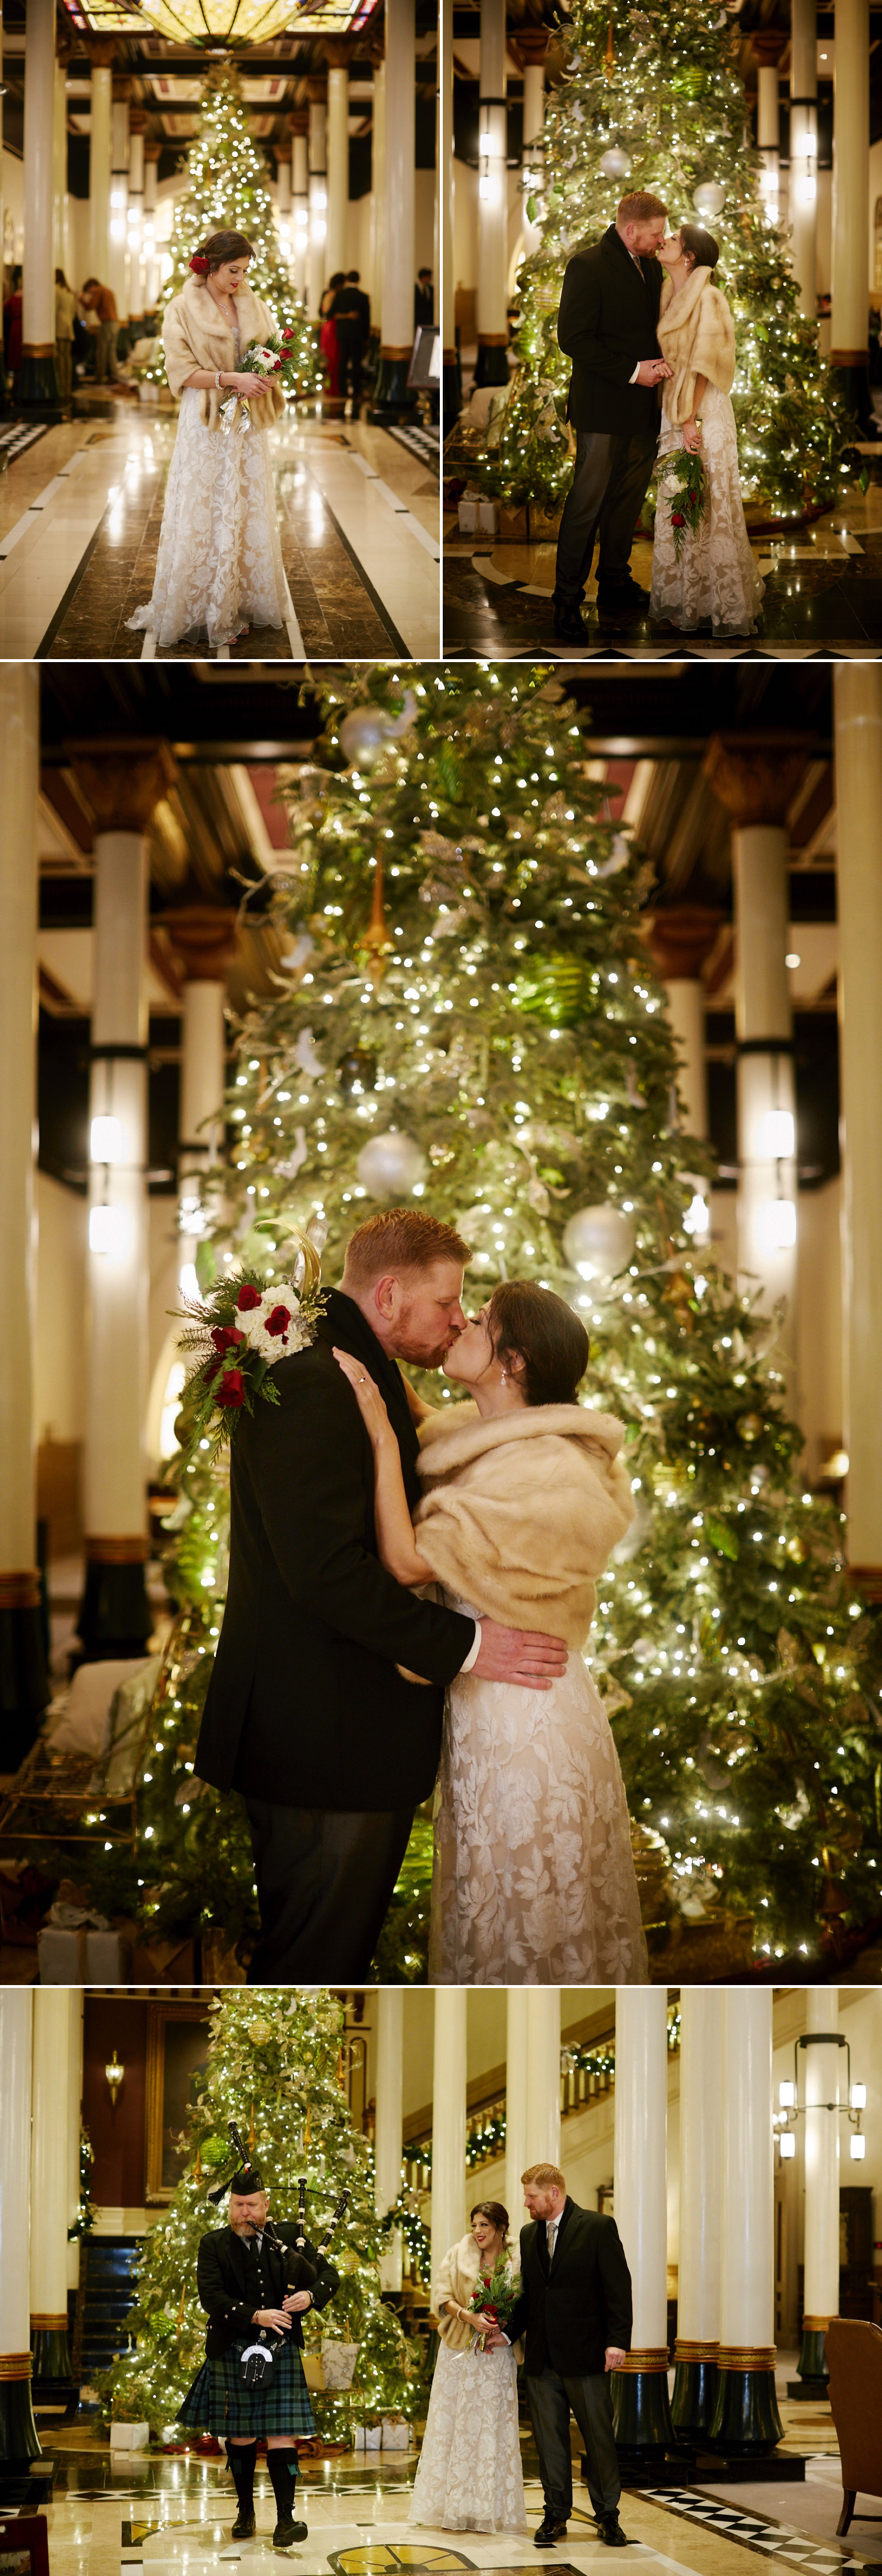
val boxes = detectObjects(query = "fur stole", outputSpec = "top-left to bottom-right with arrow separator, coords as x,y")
162,275 -> 286,432
657,266 -> 736,426
414,1399 -> 635,1649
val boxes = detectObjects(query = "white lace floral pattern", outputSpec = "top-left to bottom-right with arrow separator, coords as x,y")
650,381 -> 764,638
429,1596 -> 649,1986
127,387 -> 288,649
408,2338 -> 527,2534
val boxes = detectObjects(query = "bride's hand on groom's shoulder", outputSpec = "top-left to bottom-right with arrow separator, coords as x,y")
333,1346 -> 391,1446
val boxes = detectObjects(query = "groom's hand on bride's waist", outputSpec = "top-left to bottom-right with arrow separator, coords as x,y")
470,1620 -> 569,1688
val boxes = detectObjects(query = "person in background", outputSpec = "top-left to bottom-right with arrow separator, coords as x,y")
319,273 -> 345,400
415,266 -> 434,329
55,268 -> 77,405
3,265 -> 23,377
331,269 -> 370,410
81,279 -> 122,383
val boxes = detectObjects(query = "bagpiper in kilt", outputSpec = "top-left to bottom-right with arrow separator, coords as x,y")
178,2166 -> 340,2548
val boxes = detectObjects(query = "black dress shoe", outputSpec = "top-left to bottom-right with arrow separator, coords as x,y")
552,599 -> 587,640
596,585 -> 647,626
231,2513 -> 256,2540
534,2511 -> 569,2547
600,2517 -> 630,2546
273,2517 -> 309,2548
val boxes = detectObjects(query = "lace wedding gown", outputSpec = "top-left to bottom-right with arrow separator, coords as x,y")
409,2336 -> 527,2534
650,382 -> 764,639
429,1594 -> 649,1986
127,329 -> 288,650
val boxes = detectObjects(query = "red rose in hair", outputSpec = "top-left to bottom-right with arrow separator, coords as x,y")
236,1283 -> 262,1311
265,1304 -> 291,1338
212,1323 -> 245,1352
189,253 -> 210,275
217,1369 -> 246,1408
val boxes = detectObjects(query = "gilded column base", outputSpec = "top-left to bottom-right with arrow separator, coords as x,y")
612,2348 -> 676,2455
368,348 -> 419,420
671,2338 -> 720,2441
789,2317 -> 829,2398
31,2318 -> 74,2391
0,2355 -> 42,2467
76,1537 -> 152,1662
13,346 -> 63,415
707,2347 -> 783,2454
0,1570 -> 49,1770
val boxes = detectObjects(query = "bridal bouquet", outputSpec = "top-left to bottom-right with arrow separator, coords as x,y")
467,2255 -> 523,2337
656,448 -> 708,562
220,329 -> 302,432
173,1238 -> 325,1462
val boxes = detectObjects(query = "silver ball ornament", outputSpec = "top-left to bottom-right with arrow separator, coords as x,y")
339,691 -> 417,769
600,146 -> 632,179
356,1129 -> 427,1200
563,1202 -> 636,1281
692,181 -> 726,220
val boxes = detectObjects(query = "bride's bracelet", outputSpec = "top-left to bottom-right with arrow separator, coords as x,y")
215,369 -> 225,390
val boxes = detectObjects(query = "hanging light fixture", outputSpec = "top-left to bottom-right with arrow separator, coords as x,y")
105,2047 -> 125,2112
129,0 -> 379,45
773,2033 -> 867,2162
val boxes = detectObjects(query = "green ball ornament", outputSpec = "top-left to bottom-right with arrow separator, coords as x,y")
201,2135 -> 229,2167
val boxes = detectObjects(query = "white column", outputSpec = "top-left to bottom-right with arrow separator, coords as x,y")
53,55 -> 69,280
524,1990 -> 561,2172
30,1989 -> 72,2378
308,95 -> 328,316
757,64 -> 780,226
830,0 -> 870,371
292,126 -> 309,302
710,1989 -> 781,2449
377,0 -> 415,370
90,56 -> 112,282
667,982 -> 707,1137
614,1989 -> 669,2356
66,1991 -> 84,2294
128,123 -> 145,323
801,1989 -> 840,2355
430,1993 -> 467,2276
369,59 -> 386,318
0,671 -> 46,1771
476,0 -> 507,374
505,1988 -> 530,2239
520,49 -> 546,257
178,977 -> 226,1300
834,669 -> 882,1591
143,152 -> 159,308
672,1992 -> 722,2435
0,1992 -> 39,2461
790,0 -> 817,317
375,1990 -> 403,2292
21,0 -> 57,379
275,147 -> 292,277
83,838 -> 149,1550
440,0 -> 455,382
109,92 -> 129,323
326,55 -> 349,281
733,830 -> 797,1365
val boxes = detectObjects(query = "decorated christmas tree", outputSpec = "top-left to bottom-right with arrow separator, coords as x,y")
78,663 -> 882,1976
102,1988 -> 420,2439
452,0 -> 853,521
136,61 -> 320,397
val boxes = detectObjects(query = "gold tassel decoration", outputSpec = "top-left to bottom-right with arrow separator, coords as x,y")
362,854 -> 391,991
603,14 -> 614,78
177,2285 -> 186,2333
337,2045 -> 345,2089
195,2143 -> 203,2181
248,2104 -> 256,2150
304,2102 -> 312,2149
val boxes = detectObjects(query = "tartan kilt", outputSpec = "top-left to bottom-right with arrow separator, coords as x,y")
178,2335 -> 316,2438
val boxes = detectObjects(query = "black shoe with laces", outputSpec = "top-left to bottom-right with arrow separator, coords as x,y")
534,2510 -> 569,2548
231,2514 -> 256,2541
552,597 -> 587,640
273,2517 -> 309,2549
600,2516 -> 630,2546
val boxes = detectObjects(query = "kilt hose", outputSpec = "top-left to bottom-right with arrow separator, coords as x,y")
178,2336 -> 316,2438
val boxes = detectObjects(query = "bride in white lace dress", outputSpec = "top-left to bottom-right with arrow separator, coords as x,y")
650,222 -> 764,640
334,1279 -> 648,1987
127,230 -> 289,651
409,2203 -> 527,2534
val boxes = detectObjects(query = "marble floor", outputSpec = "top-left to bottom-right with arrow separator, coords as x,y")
442,466 -> 882,660
0,400 -> 440,661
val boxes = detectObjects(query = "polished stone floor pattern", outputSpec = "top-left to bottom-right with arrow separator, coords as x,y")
0,399 -> 440,660
442,470 -> 882,659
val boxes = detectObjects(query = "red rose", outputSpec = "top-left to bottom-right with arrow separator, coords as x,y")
265,1304 -> 290,1338
216,1369 -> 246,1408
236,1284 -> 262,1311
282,330 -> 294,344
272,359 -> 282,372
671,510 -> 686,526
212,1324 -> 245,1352
189,253 -> 209,275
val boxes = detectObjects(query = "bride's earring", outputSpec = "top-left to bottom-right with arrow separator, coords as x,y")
500,1366 -> 508,1384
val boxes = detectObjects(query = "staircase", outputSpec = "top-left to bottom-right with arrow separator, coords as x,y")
75,2237 -> 139,2385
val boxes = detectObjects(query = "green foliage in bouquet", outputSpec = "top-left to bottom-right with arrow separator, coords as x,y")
656,447 -> 707,559
467,2253 -> 523,2330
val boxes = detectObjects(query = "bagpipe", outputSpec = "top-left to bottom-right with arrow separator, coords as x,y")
208,2123 -> 351,2390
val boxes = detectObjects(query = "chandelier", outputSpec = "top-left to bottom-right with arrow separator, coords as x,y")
135,0 -> 376,39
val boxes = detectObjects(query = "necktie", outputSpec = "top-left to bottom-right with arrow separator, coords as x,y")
546,2220 -> 558,2263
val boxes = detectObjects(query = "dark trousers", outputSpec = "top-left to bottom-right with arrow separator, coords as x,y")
527,2363 -> 621,2522
336,327 -> 365,407
554,425 -> 657,605
245,1797 -> 413,1980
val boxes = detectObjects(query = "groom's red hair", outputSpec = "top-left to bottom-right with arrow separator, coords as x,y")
343,1207 -> 472,1287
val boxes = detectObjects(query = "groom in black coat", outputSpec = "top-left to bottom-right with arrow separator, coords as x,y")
195,1208 -> 567,1981
553,191 -> 671,642
497,2163 -> 633,2547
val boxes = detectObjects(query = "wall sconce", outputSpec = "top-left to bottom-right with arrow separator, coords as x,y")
773,2032 -> 867,2162
479,98 -> 507,205
105,2047 -> 125,2112
790,99 -> 817,206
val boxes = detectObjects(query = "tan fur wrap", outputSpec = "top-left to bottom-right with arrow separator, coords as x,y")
657,268 -> 736,426
162,276 -> 286,432
434,2235 -> 524,2361
415,1399 -> 635,1648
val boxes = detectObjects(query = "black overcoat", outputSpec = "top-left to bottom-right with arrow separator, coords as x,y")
194,1288 -> 475,1812
196,2221 -> 339,2358
557,225 -> 663,435
506,2197 -> 633,2377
